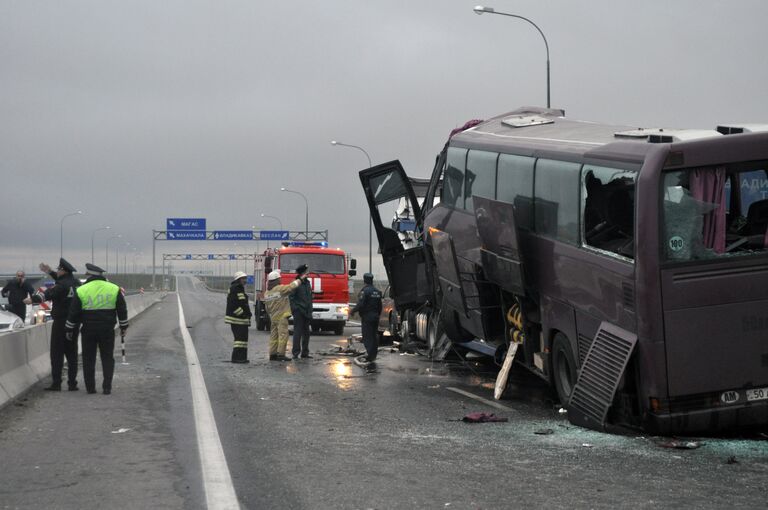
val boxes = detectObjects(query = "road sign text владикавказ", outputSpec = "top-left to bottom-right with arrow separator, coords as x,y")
213,231 -> 254,241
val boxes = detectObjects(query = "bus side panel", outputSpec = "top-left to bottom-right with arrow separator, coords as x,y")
423,204 -> 486,340
634,147 -> 671,407
522,235 -> 636,340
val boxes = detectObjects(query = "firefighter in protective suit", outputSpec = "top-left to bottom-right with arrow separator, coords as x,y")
263,270 -> 301,361
226,271 -> 252,363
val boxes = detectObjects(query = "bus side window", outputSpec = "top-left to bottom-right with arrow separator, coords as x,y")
534,159 -> 581,244
582,166 -> 637,259
465,150 -> 498,212
443,147 -> 466,209
497,154 -> 535,230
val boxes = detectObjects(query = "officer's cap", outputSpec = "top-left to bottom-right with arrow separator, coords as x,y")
58,258 -> 76,273
295,264 -> 308,275
85,263 -> 105,276
363,272 -> 374,284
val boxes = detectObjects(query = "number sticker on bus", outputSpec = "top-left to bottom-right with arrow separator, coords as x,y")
746,387 -> 768,402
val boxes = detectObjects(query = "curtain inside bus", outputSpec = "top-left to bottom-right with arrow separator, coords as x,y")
690,167 -> 727,253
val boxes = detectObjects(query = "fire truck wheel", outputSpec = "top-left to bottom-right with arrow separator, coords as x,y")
552,332 -> 578,406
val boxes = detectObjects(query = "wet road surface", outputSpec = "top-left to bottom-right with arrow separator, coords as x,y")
0,276 -> 766,509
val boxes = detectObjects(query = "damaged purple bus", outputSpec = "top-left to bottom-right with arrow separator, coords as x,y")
360,107 -> 768,434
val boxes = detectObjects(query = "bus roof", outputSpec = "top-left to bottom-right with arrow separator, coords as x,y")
449,106 -> 726,165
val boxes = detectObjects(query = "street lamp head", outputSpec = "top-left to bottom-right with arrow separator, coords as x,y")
330,140 -> 338,146
474,5 -> 493,14
280,187 -> 287,191
76,210 -> 83,215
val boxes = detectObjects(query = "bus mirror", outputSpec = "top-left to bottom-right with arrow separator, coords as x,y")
350,258 -> 357,270
348,269 -> 357,277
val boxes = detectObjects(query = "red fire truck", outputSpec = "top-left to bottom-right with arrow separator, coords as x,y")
253,242 -> 357,335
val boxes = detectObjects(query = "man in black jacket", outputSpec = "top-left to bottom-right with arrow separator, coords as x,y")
225,271 -> 252,363
27,259 -> 81,391
2,270 -> 35,321
351,273 -> 383,366
65,263 -> 128,395
289,264 -> 313,359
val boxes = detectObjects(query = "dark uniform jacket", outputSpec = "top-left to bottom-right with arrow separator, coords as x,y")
65,275 -> 128,332
32,271 -> 80,320
351,284 -> 383,323
2,279 -> 35,306
225,282 -> 252,325
289,278 -> 313,319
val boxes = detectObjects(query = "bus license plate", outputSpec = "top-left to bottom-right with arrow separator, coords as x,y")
746,387 -> 768,401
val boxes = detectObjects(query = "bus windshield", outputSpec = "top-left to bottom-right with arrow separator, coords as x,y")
280,253 -> 345,274
662,162 -> 768,261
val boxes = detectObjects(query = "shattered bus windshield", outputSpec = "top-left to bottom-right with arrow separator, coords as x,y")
662,163 -> 768,261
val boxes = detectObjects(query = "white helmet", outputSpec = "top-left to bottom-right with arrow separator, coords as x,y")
267,270 -> 281,281
232,271 -> 248,282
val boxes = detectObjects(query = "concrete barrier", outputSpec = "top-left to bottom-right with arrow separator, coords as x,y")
0,292 -> 165,410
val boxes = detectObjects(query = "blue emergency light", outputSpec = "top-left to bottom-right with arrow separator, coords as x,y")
283,241 -> 328,248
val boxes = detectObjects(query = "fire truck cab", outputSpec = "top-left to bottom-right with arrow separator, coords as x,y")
253,242 -> 354,335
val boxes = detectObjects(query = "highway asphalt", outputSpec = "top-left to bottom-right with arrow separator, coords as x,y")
0,276 -> 766,509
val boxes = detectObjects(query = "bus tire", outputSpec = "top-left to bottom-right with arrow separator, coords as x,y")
255,301 -> 266,331
441,309 -> 473,342
552,332 -> 578,406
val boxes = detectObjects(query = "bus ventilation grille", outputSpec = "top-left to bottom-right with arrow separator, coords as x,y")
567,323 -> 637,431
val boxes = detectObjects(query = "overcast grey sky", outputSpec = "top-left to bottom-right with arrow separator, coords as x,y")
2,0 -> 767,277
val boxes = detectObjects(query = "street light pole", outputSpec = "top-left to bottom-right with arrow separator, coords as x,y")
91,226 -> 110,264
331,140 -> 374,274
474,5 -> 551,108
106,234 -> 121,273
260,213 -> 283,230
60,210 -> 83,259
280,188 -> 309,238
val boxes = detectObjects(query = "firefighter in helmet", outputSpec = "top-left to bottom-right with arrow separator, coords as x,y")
263,269 -> 302,361
226,271 -> 252,363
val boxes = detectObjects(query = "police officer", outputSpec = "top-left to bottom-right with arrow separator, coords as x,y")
26,259 -> 81,391
289,264 -> 313,359
2,270 -> 35,321
351,273 -> 382,366
65,263 -> 128,395
226,271 -> 252,363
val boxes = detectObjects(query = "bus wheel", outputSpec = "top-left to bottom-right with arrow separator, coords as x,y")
388,311 -> 399,340
427,310 -> 447,358
552,332 -> 578,406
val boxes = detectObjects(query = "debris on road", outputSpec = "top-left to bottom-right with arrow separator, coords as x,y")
461,412 -> 508,423
534,428 -> 554,435
656,439 -> 703,449
582,443 -> 594,448
726,456 -> 739,464
111,428 -> 131,434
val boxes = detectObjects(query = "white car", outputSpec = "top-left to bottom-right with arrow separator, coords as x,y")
0,309 -> 25,332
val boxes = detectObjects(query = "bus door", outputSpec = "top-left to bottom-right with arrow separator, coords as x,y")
473,196 -> 526,296
359,161 -> 431,309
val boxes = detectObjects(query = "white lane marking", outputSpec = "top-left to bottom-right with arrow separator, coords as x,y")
446,387 -> 515,412
177,290 -> 240,509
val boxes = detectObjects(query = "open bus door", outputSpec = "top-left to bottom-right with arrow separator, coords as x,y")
359,161 -> 431,309
473,196 -> 526,296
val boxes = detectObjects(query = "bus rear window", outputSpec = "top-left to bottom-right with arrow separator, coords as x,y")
662,164 -> 768,261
